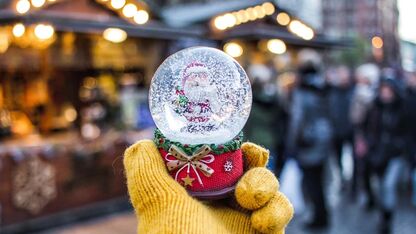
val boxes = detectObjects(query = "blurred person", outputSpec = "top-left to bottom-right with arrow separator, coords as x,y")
403,72 -> 416,206
327,65 -> 353,189
349,64 -> 380,205
245,64 -> 287,174
287,50 -> 332,229
366,77 -> 407,234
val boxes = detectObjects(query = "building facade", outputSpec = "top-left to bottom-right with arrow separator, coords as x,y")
322,0 -> 400,66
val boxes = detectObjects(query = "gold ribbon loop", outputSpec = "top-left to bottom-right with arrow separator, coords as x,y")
165,145 -> 215,186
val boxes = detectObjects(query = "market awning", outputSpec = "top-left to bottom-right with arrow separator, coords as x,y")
0,10 -> 206,40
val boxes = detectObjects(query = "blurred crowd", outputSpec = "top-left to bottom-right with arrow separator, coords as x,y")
244,50 -> 416,234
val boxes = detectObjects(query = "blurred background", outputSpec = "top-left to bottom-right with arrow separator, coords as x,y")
0,0 -> 415,233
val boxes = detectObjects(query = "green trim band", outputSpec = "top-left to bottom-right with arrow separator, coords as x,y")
154,129 -> 243,155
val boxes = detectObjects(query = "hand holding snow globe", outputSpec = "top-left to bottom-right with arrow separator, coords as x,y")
149,47 -> 252,199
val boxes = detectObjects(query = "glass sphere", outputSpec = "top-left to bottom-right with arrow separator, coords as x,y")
149,47 -> 252,145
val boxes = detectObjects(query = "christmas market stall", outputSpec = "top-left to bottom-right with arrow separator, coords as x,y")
0,0 -> 206,232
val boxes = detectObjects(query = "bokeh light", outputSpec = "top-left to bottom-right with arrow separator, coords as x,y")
267,39 -> 287,54
103,27 -> 127,43
277,12 -> 291,26
16,0 -> 30,14
34,24 -> 55,40
110,0 -> 125,10
122,3 -> 137,18
134,10 -> 149,24
12,23 -> 26,38
372,36 -> 384,48
223,42 -> 243,57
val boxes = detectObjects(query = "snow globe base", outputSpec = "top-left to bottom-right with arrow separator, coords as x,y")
154,129 -> 244,199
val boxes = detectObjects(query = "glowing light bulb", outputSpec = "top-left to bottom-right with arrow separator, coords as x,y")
237,10 -> 248,23
289,20 -> 314,40
103,28 -> 127,43
31,0 -> 46,8
246,7 -> 257,21
223,42 -> 243,58
34,24 -> 55,40
122,3 -> 137,18
214,16 -> 227,30
16,0 -> 30,14
277,12 -> 290,26
223,13 -> 236,28
12,23 -> 26,37
134,10 -> 149,24
110,0 -> 125,10
262,2 -> 275,15
254,5 -> 266,18
267,39 -> 286,54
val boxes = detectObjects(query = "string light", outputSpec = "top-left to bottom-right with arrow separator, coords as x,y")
223,13 -> 236,27
214,16 -> 227,30
223,42 -> 243,58
246,7 -> 257,21
122,3 -> 137,18
16,0 -> 30,14
103,28 -> 127,43
262,2 -> 275,15
34,24 -> 55,40
212,2 -> 275,30
277,12 -> 290,26
31,0 -> 46,8
267,39 -> 286,54
232,12 -> 241,25
288,20 -> 314,40
254,5 -> 266,18
110,0 -> 126,10
134,10 -> 149,24
12,23 -> 26,37
237,10 -> 248,23
94,0 -> 149,25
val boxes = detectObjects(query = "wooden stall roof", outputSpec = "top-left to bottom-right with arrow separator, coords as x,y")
0,0 -> 352,47
0,0 -> 206,39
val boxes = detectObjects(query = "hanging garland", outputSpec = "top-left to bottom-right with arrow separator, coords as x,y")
154,128 -> 243,155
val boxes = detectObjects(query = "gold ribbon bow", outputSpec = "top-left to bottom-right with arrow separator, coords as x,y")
165,145 -> 215,186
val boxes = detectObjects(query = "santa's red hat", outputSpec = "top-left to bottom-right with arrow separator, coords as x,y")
182,62 -> 209,87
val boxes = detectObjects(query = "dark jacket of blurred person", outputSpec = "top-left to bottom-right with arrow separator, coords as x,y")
364,77 -> 407,234
365,78 -> 407,172
287,60 -> 332,228
288,63 -> 332,167
327,66 -> 353,182
404,74 -> 416,167
348,64 -> 380,205
328,67 -> 353,141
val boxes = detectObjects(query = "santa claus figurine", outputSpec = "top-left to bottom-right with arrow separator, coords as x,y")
173,62 -> 220,133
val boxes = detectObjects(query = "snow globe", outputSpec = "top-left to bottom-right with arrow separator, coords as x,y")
149,47 -> 252,199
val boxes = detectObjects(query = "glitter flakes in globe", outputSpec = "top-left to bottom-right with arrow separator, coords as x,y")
149,47 -> 252,145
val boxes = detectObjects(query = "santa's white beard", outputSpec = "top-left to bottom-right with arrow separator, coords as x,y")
185,85 -> 216,103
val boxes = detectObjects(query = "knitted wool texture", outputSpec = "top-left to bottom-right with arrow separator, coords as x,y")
124,140 -> 294,234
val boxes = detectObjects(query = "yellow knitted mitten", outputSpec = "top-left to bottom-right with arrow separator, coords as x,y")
124,140 -> 294,234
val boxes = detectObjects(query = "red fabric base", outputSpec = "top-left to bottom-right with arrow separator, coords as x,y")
159,148 -> 244,193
